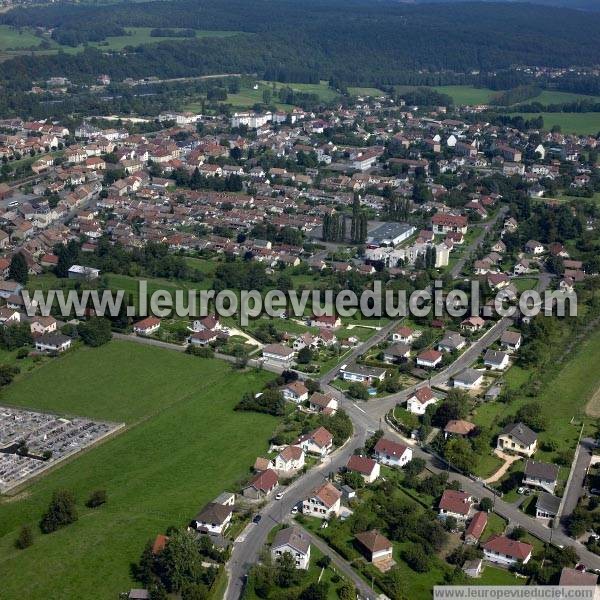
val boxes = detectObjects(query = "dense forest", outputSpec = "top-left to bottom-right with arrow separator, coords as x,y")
0,0 -> 599,91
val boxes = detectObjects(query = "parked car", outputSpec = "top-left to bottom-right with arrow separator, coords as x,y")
291,506 -> 298,514
252,514 -> 262,524
275,492 -> 284,500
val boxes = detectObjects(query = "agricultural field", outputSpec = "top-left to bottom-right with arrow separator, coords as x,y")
432,85 -> 500,105
0,25 -> 44,51
509,112 -> 600,135
0,341 -> 276,599
348,86 -> 386,97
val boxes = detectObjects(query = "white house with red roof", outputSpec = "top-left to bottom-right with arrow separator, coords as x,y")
406,386 -> 438,415
308,392 -> 338,415
282,381 -> 309,404
242,469 -> 278,500
302,482 -> 342,519
392,326 -> 414,344
482,535 -> 533,566
438,489 -> 473,522
416,349 -> 443,368
133,316 -> 161,336
295,427 -> 334,457
191,314 -> 222,332
373,437 -> 412,468
274,446 -> 305,474
346,455 -> 380,484
309,314 -> 341,330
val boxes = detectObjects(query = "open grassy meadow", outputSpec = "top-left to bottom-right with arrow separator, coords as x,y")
510,112 -> 600,135
0,341 -> 276,599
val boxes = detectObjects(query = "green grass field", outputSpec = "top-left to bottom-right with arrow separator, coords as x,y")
0,341 -> 276,599
509,112 -> 600,135
0,25 -> 44,50
348,86 -> 386,97
530,90 -> 600,105
433,85 -> 500,105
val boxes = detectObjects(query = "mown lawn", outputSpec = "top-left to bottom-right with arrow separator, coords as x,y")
0,341 -> 276,600
508,112 -> 600,135
476,565 -> 526,585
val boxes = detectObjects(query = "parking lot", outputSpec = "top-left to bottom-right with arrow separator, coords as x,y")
0,406 -> 123,493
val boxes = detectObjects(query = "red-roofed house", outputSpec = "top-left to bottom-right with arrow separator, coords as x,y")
465,511 -> 488,544
373,437 -> 413,468
303,482 -> 342,519
133,316 -> 161,336
309,314 -> 341,330
346,455 -> 380,483
407,386 -> 438,415
295,427 -> 334,457
416,349 -> 443,368
438,490 -> 473,522
482,535 -> 533,566
242,469 -> 278,499
274,446 -> 305,473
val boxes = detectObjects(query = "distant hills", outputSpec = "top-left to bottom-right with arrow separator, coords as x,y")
407,0 -> 600,10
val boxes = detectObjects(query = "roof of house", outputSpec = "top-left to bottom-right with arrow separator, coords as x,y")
134,316 -> 160,330
374,437 -> 409,458
347,455 -> 378,476
263,343 -> 294,357
501,330 -> 522,345
152,534 -> 169,555
247,469 -> 278,492
355,529 -> 392,554
272,526 -> 310,555
417,349 -> 443,362
444,419 -> 476,436
341,363 -> 387,377
484,349 -> 508,365
254,457 -> 272,472
559,567 -> 599,586
394,326 -> 413,337
482,535 -> 533,561
465,511 -> 488,540
535,492 -> 561,515
385,343 -> 411,357
311,482 -> 342,508
309,392 -> 336,408
439,489 -> 472,516
454,368 -> 483,385
279,445 -> 304,462
284,381 -> 308,396
410,386 -> 435,404
524,460 -> 559,482
501,422 -> 537,447
195,502 -> 233,525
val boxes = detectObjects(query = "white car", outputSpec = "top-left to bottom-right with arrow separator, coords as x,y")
275,492 -> 284,500
291,506 -> 298,514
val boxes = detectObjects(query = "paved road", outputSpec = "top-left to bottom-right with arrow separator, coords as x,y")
450,207 -> 508,279
298,524 -> 377,600
560,436 -> 593,528
224,421 -> 370,600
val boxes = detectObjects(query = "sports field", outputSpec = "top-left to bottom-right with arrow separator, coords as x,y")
0,341 -> 276,599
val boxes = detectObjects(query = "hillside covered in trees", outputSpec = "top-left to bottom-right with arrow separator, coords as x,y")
1,0 -> 600,90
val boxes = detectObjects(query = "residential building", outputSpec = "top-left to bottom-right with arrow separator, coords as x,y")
274,446 -> 305,474
438,489 -> 473,522
346,455 -> 380,484
133,316 -> 161,336
282,381 -> 309,404
373,437 -> 412,467
482,535 -> 533,566
193,502 -> 233,535
535,492 -> 561,521
302,482 -> 342,519
295,427 -> 334,457
35,332 -> 72,353
262,343 -> 296,368
242,469 -> 278,499
271,527 -> 311,569
497,422 -> 538,457
523,460 -> 559,494
465,511 -> 488,544
406,386 -> 438,415
355,530 -> 394,568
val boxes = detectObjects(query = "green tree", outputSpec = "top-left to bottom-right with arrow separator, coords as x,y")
78,317 -> 112,347
86,489 -> 107,508
15,524 -> 34,549
9,252 -> 28,284
40,489 -> 78,533
297,346 -> 313,364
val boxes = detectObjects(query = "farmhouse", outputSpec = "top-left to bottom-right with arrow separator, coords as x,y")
271,527 -> 311,569
373,437 -> 412,467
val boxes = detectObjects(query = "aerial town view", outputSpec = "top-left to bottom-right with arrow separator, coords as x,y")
1,0 -> 600,599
